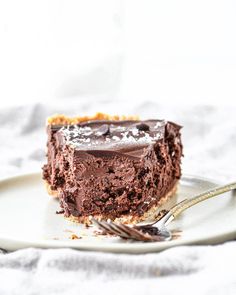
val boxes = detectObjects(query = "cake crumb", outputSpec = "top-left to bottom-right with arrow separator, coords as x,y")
171,229 -> 182,240
56,210 -> 65,214
69,234 -> 81,240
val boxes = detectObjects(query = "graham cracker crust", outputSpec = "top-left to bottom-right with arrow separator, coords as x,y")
47,112 -> 139,126
45,181 -> 58,198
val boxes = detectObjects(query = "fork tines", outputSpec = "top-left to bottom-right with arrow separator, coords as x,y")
91,218 -> 155,241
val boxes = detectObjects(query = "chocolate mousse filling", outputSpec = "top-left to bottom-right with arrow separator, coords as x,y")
42,114 -> 183,223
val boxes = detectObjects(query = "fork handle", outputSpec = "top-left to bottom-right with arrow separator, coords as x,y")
165,181 -> 236,224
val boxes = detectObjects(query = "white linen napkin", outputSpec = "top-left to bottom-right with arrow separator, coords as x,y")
0,243 -> 236,295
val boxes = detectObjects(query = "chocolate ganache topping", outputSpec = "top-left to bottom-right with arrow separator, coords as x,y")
57,120 -> 167,158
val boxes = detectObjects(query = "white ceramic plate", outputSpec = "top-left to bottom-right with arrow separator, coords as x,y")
0,173 -> 235,253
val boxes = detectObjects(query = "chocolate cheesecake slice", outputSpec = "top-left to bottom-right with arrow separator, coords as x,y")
43,113 -> 183,224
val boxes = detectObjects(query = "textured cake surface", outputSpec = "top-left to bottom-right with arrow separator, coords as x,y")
43,113 -> 183,223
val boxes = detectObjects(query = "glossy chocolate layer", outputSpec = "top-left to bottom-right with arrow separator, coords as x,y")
42,119 -> 183,220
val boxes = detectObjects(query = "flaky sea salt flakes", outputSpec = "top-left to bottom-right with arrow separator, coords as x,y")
131,128 -> 139,136
112,136 -> 120,141
154,121 -> 165,129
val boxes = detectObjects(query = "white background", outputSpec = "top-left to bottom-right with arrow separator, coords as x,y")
0,0 -> 236,107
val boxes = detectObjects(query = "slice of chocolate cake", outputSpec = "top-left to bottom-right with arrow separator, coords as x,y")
43,113 -> 183,224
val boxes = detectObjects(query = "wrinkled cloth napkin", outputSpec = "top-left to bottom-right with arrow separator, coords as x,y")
0,100 -> 236,295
